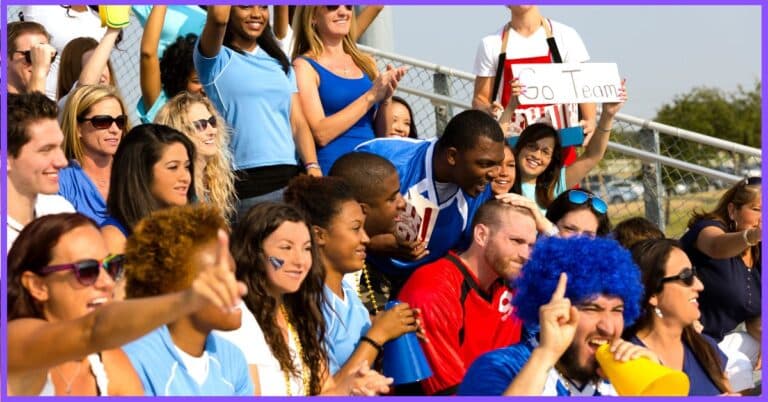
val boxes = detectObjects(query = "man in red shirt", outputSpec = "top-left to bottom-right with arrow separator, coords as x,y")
397,199 -> 538,395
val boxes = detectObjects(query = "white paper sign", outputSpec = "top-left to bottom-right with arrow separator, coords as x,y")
511,63 -> 622,105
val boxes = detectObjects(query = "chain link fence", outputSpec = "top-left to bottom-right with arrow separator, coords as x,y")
9,6 -> 760,239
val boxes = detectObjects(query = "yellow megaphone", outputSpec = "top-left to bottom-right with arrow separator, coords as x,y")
99,5 -> 131,29
595,343 -> 690,396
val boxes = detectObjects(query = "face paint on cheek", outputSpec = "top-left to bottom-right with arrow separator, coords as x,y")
268,256 -> 284,270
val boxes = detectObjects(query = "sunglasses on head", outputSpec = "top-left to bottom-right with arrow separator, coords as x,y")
192,116 -> 217,132
659,266 -> 697,289
14,50 -> 57,65
740,176 -> 761,187
38,254 -> 126,286
77,115 -> 128,130
325,5 -> 353,11
567,190 -> 608,215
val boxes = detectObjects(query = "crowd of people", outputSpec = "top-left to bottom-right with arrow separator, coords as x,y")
5,4 -> 761,397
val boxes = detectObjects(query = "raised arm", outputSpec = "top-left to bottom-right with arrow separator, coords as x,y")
27,42 -> 56,94
78,27 -> 121,86
139,5 -> 167,110
472,76 -> 503,118
199,5 -> 231,58
273,5 -> 290,40
565,83 -> 626,189
695,224 -> 761,260
353,6 -> 384,40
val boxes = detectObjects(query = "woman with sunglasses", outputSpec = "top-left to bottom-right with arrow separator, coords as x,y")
545,189 -> 611,238
291,5 -> 407,175
511,89 -> 626,213
155,92 -> 236,220
7,212 -> 244,395
625,239 -> 735,395
101,124 -> 196,264
196,6 -> 319,221
220,201 -> 393,395
680,177 -> 761,378
59,84 -> 130,226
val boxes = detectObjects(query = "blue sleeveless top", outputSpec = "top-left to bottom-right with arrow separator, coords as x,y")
300,56 -> 376,175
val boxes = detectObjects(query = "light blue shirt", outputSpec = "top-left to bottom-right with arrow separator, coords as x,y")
323,282 -> 372,374
131,5 -> 206,58
124,325 -> 254,396
520,166 -> 567,214
137,89 -> 168,124
194,43 -> 299,170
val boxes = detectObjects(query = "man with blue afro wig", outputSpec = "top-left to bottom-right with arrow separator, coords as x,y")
459,236 -> 660,396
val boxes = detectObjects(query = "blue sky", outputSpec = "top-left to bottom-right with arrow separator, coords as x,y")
377,5 -> 761,119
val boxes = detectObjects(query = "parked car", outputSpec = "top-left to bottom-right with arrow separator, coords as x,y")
605,181 -> 642,204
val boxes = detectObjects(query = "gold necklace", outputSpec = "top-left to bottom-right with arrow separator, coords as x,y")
280,305 -> 311,396
53,360 -> 84,395
357,263 -> 379,314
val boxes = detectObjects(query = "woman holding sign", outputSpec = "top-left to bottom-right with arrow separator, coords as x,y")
510,85 -> 626,212
472,5 -> 596,166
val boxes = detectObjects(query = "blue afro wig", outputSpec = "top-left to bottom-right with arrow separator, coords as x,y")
512,236 -> 643,327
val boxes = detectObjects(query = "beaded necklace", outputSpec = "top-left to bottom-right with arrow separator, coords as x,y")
357,264 -> 379,313
280,305 -> 311,396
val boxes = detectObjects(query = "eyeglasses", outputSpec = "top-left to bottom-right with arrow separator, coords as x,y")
38,254 -> 126,286
567,190 -> 608,215
77,115 -> 128,130
659,266 -> 697,288
14,50 -> 57,65
523,141 -> 553,158
325,5 -> 353,11
192,116 -> 217,132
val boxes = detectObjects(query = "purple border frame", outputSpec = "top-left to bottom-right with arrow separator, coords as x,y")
1,1 -> 764,401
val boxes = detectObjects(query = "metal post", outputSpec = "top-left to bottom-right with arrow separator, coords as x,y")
638,128 -> 665,232
433,72 -> 453,136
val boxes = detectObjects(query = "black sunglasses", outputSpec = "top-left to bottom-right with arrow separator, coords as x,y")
38,254 -> 126,286
78,115 -> 128,130
659,266 -> 697,289
192,116 -> 217,132
325,5 -> 353,11
14,49 -> 57,65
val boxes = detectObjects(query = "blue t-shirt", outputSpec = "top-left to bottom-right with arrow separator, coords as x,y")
58,160 -> 107,225
323,282 -> 372,375
355,138 -> 492,277
131,5 -> 206,58
124,325 -> 254,396
520,166 -> 567,214
459,327 -> 616,396
628,334 -> 726,396
100,216 -> 129,237
137,89 -> 168,124
680,220 -> 761,341
194,43 -> 299,171
299,56 -> 376,175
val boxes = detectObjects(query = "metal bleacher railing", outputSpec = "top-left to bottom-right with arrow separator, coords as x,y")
9,6 -> 759,239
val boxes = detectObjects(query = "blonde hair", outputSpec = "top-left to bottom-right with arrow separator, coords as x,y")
61,84 -> 130,165
155,92 -> 237,220
290,6 -> 378,80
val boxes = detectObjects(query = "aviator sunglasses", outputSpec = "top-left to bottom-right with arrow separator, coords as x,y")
567,190 -> 608,215
77,115 -> 128,130
38,254 -> 126,286
659,266 -> 697,289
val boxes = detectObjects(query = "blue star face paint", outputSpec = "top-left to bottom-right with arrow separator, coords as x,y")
268,256 -> 284,270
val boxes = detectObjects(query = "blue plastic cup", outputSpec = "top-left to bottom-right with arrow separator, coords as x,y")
381,301 -> 433,385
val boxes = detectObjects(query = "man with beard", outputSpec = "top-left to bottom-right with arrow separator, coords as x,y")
459,236 -> 655,396
397,200 -> 536,395
355,109 -> 505,295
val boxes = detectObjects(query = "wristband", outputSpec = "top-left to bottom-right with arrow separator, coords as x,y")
596,126 -> 612,133
304,162 -> 321,171
743,229 -> 758,247
359,336 -> 383,355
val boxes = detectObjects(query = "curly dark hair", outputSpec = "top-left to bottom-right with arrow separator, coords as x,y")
124,204 -> 227,299
230,202 -> 327,395
160,33 -> 198,98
